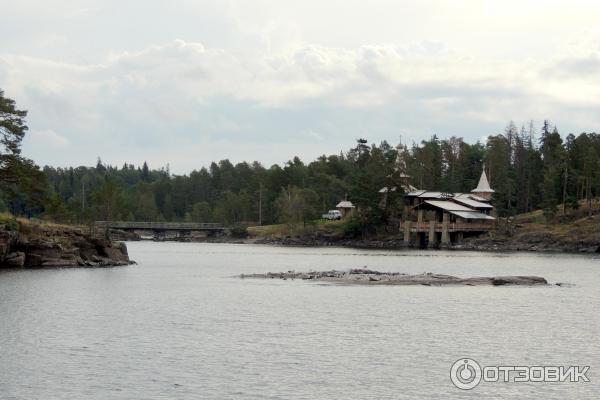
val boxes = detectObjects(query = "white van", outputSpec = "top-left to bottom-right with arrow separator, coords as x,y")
321,210 -> 342,220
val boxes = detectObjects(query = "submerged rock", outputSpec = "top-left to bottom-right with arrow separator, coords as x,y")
240,269 -> 548,286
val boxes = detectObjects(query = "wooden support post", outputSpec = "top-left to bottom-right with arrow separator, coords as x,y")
403,221 -> 411,246
441,212 -> 450,245
456,231 -> 463,244
428,220 -> 436,248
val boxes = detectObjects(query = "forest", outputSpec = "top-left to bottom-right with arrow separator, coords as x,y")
1,90 -> 599,230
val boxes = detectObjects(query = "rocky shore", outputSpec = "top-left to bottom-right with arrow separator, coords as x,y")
240,268 -> 549,286
454,234 -> 600,254
0,220 -> 133,268
193,234 -> 600,254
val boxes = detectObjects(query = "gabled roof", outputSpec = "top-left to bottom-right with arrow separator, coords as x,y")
407,191 -> 454,199
407,190 -> 427,196
472,167 -> 495,193
420,192 -> 445,198
455,193 -> 490,202
452,197 -> 494,209
449,210 -> 496,220
421,200 -> 473,211
336,201 -> 355,208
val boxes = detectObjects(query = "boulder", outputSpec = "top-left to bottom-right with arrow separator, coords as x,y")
3,251 -> 25,268
104,242 -> 129,261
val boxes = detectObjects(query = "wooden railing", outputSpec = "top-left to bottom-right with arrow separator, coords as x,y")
95,221 -> 224,230
400,221 -> 494,232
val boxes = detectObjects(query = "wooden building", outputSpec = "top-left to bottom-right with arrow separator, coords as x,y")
336,200 -> 356,218
399,167 -> 496,247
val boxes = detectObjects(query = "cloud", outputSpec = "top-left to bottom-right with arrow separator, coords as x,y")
2,29 -> 600,172
26,129 -> 70,148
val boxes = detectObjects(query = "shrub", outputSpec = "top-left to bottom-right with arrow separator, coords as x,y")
230,225 -> 248,238
343,217 -> 362,238
0,213 -> 19,231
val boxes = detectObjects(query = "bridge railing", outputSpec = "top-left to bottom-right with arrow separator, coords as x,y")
95,221 -> 224,230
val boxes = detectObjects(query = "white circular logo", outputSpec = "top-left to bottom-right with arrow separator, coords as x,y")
450,358 -> 482,390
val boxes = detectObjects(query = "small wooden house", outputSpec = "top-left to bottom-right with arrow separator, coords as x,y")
336,200 -> 356,218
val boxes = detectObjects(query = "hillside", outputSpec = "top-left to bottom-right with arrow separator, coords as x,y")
458,202 -> 600,253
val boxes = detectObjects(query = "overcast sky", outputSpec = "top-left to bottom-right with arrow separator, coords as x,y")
2,0 -> 599,173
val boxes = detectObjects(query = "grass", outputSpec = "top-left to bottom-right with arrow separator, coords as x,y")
0,212 -> 93,244
247,219 -> 347,238
490,199 -> 600,247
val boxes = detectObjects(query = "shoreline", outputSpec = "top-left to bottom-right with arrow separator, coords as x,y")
141,235 -> 600,255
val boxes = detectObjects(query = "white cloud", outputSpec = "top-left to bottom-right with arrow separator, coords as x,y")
26,129 -> 70,148
2,1 -> 600,171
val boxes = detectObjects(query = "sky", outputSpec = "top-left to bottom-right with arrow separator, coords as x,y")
1,0 -> 600,174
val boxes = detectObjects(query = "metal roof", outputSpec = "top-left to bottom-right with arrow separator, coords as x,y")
422,200 -> 473,211
453,193 -> 471,199
420,192 -> 445,198
468,194 -> 489,202
449,211 -> 496,220
407,191 -> 454,199
454,193 -> 490,202
336,201 -> 355,208
452,197 -> 494,209
408,191 -> 492,204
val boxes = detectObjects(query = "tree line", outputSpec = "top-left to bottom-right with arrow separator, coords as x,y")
1,90 -> 599,230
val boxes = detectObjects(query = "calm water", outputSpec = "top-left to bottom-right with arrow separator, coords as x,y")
1,242 -> 599,399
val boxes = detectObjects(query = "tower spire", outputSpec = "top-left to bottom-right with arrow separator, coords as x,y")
471,164 -> 494,199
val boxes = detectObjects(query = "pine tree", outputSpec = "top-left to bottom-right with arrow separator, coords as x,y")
142,161 -> 149,181
0,90 -> 28,183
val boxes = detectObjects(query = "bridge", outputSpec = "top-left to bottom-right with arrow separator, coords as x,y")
95,221 -> 225,239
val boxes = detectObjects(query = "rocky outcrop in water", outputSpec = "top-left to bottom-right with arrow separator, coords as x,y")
0,221 -> 133,268
241,268 -> 548,286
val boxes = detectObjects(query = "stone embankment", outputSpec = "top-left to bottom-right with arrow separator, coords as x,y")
0,221 -> 133,268
241,268 -> 548,286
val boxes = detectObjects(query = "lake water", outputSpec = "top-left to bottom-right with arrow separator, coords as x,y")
1,242 -> 599,399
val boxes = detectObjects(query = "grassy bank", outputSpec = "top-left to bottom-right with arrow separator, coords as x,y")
460,199 -> 600,252
247,219 -> 348,239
